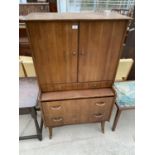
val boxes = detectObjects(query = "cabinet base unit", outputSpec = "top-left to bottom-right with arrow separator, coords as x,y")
40,88 -> 115,138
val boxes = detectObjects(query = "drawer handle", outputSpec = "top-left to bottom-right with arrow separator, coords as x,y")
95,102 -> 105,106
94,113 -> 104,118
52,117 -> 63,122
50,105 -> 61,110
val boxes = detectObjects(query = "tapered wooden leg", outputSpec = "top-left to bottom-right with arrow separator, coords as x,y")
48,127 -> 52,139
112,108 -> 122,131
101,121 -> 105,133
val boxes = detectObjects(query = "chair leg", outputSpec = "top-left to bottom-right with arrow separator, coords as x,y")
101,121 -> 105,133
112,108 -> 122,131
31,108 -> 42,141
40,118 -> 43,132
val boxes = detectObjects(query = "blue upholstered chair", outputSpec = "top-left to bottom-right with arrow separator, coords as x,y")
112,81 -> 135,131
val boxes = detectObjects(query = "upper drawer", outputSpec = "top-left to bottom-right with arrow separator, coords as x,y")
42,97 -> 114,118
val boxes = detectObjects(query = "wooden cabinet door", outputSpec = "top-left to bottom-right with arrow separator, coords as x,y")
26,21 -> 78,88
78,21 -> 128,82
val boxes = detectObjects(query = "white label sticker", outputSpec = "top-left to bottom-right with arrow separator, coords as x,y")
72,25 -> 78,29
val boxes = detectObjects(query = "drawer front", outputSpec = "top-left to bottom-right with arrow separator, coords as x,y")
88,97 -> 114,119
42,101 -> 64,116
42,97 -> 114,126
46,116 -> 64,126
90,113 -> 105,122
45,113 -> 106,126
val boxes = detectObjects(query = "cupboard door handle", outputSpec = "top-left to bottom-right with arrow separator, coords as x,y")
94,114 -> 104,118
52,117 -> 63,122
72,51 -> 77,56
95,102 -> 105,107
79,49 -> 85,56
50,105 -> 61,110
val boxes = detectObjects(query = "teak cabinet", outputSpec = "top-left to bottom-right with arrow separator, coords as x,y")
24,12 -> 131,139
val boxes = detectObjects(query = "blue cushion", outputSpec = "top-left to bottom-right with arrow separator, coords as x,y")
113,81 -> 135,108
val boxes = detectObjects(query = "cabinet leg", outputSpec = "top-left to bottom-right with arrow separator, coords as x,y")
112,108 -> 122,131
48,127 -> 52,139
101,121 -> 105,133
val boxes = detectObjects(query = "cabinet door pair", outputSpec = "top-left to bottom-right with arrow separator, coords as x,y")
27,20 -> 127,85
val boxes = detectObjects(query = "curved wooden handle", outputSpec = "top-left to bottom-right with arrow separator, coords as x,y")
95,102 -> 105,106
94,113 -> 104,118
50,105 -> 61,110
52,117 -> 63,122
79,49 -> 85,56
72,51 -> 77,56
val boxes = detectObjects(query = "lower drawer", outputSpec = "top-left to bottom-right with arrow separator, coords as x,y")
42,97 -> 114,127
45,113 -> 106,127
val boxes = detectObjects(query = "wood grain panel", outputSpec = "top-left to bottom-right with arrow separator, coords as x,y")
41,81 -> 113,92
26,21 -> 78,90
79,20 -> 128,82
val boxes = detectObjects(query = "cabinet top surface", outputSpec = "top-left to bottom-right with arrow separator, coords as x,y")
22,12 -> 131,21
